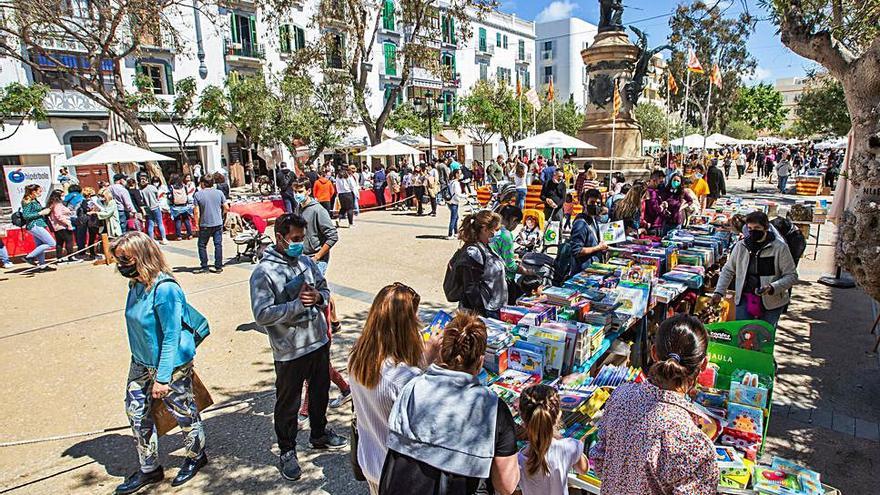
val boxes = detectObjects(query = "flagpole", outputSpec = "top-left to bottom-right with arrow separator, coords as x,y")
666,75 -> 672,163
702,76 -> 714,163
681,64 -> 692,167
518,89 -> 523,141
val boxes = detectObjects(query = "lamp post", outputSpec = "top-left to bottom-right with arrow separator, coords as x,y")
418,90 -> 444,163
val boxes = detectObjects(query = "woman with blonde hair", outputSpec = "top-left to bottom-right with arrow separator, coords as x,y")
612,181 -> 646,235
455,210 -> 507,317
111,232 -> 208,493
348,283 -> 441,494
91,187 -> 122,238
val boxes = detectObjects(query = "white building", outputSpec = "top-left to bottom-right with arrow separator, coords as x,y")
0,0 -> 535,203
535,17 -> 598,108
774,76 -> 811,126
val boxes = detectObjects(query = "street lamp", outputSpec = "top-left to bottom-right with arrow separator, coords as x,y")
419,90 -> 444,163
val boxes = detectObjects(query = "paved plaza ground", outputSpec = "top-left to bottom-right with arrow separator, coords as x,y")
0,175 -> 877,494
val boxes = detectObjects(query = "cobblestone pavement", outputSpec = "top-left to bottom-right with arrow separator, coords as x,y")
0,172 -> 876,494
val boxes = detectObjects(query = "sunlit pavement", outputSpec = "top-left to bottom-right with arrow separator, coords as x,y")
0,174 -> 876,494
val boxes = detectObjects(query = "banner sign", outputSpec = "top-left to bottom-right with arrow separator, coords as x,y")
4,165 -> 51,208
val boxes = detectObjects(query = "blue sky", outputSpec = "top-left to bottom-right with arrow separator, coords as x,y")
502,0 -> 817,83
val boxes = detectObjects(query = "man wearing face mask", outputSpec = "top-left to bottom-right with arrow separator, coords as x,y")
712,211 -> 798,328
249,214 -> 348,483
540,169 -> 567,223
567,188 -> 609,277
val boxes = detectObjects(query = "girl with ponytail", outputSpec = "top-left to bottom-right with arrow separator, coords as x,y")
588,314 -> 719,494
518,384 -> 589,495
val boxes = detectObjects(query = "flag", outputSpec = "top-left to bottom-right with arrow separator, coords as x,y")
516,78 -> 522,98
667,72 -> 679,95
547,78 -> 554,102
687,48 -> 704,73
710,64 -> 723,90
526,88 -> 541,110
612,79 -> 621,119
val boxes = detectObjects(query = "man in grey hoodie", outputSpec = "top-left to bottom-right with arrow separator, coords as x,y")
249,213 -> 348,482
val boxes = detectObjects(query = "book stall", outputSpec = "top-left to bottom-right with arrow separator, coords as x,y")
430,195 -> 838,494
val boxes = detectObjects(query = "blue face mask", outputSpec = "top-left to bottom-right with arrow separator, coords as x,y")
285,241 -> 304,258
294,192 -> 307,204
695,173 -> 703,179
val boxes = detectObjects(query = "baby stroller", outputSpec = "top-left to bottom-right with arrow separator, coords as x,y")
227,212 -> 271,263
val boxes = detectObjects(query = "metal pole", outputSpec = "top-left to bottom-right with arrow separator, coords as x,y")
428,101 -> 433,162
702,79 -> 713,164
681,66 -> 692,166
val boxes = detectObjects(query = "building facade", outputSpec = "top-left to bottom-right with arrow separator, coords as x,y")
535,17 -> 598,108
774,76 -> 810,127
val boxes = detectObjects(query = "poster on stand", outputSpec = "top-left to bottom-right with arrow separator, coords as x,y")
4,165 -> 51,207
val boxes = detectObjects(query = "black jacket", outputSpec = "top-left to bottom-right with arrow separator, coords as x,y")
128,187 -> 147,215
540,180 -> 567,209
706,165 -> 726,198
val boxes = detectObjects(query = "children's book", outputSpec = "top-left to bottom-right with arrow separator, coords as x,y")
599,220 -> 626,244
508,343 -> 545,380
422,311 -> 452,341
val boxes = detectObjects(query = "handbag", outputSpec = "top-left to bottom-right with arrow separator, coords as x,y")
349,404 -> 367,481
152,370 -> 214,436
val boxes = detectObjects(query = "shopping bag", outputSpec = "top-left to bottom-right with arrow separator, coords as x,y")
152,371 -> 214,436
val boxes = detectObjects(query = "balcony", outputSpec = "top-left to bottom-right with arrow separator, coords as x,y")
476,43 -> 494,57
224,39 -> 265,67
410,67 -> 442,89
516,50 -> 532,65
44,89 -> 106,117
220,0 -> 256,10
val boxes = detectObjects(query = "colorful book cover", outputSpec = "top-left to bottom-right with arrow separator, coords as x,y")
422,310 -> 452,341
508,344 -> 544,380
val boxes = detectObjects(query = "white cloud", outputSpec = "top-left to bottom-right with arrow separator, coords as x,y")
744,67 -> 773,84
535,0 -> 577,23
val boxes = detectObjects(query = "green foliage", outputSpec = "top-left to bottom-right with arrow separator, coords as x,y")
451,80 -> 503,146
667,1 -> 756,132
723,119 -> 758,140
633,103 -> 671,141
792,76 -> 851,137
0,82 -> 48,123
536,94 -> 584,137
386,102 -> 440,137
199,74 -> 277,151
764,0 -> 880,54
273,74 -> 354,161
731,83 -> 786,132
134,76 -> 207,159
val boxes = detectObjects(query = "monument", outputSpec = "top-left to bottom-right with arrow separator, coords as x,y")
576,0 -> 669,180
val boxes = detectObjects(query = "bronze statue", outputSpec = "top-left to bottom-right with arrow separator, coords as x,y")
598,0 -> 624,32
624,26 -> 671,105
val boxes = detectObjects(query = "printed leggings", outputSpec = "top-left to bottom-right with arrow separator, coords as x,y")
125,360 -> 205,472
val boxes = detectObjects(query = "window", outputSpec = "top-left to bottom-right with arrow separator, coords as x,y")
293,26 -> 306,50
542,40 -> 553,60
478,27 -> 486,52
383,85 -> 402,109
138,63 -> 172,95
442,15 -> 456,44
442,92 -> 454,122
543,65 -> 553,84
382,0 -> 395,31
517,68 -> 531,90
279,25 -> 292,54
441,52 -> 455,76
518,39 -> 525,60
327,33 -> 345,69
479,62 -> 488,81
66,0 -> 92,18
503,35 -> 508,49
496,32 -> 501,47
496,67 -> 511,85
524,70 -> 530,89
230,13 -> 259,57
384,43 -> 397,76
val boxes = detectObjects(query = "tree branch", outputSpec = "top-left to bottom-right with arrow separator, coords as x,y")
778,3 -> 856,78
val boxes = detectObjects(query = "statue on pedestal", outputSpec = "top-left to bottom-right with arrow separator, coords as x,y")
598,0 -> 624,32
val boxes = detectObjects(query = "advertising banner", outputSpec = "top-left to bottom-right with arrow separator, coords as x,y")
4,165 -> 52,208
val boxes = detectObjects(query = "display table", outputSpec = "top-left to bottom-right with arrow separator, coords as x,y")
794,176 -> 823,196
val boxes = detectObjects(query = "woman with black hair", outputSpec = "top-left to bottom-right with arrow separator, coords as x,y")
589,314 -> 719,494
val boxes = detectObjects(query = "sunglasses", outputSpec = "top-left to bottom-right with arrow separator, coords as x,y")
392,282 -> 421,308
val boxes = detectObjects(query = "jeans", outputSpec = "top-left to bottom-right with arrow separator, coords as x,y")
27,225 -> 56,265
118,209 -> 128,233
0,241 -> 9,265
146,208 -> 167,241
174,214 -> 193,239
197,225 -> 223,269
448,204 -> 459,237
735,301 -> 784,328
373,186 -> 386,207
516,189 -> 527,210
274,343 -> 331,455
282,195 -> 295,214
778,175 -> 789,193
125,360 -> 205,472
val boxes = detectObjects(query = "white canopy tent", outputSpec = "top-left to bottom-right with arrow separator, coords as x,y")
61,140 -> 175,166
707,133 -> 740,146
512,130 -> 596,150
757,136 -> 786,145
0,121 -> 65,156
815,137 -> 848,150
669,134 -> 721,149
357,139 -> 423,158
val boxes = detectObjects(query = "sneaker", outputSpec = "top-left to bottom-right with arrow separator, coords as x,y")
446,236 -> 457,241
24,257 -> 37,266
193,267 -> 208,274
329,390 -> 352,409
309,429 -> 348,450
41,264 -> 57,271
160,240 -> 169,245
331,321 -> 342,334
279,451 -> 302,481
209,266 -> 224,273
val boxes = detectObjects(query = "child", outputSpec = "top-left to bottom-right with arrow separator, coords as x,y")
515,214 -> 544,256
518,384 -> 589,495
562,193 -> 575,230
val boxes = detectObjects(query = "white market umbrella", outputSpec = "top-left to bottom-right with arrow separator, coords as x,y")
513,130 -> 596,150
707,133 -> 740,146
815,137 -> 848,150
669,133 -> 720,149
757,136 -> 785,145
357,139 -> 423,157
62,140 -> 174,166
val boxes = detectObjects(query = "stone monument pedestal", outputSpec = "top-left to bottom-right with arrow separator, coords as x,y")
576,30 -> 653,180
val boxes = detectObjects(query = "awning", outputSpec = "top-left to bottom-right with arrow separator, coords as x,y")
357,139 -> 423,157
0,121 -> 64,156
143,123 -> 220,147
61,140 -> 175,166
513,130 -> 597,150
437,130 -> 471,146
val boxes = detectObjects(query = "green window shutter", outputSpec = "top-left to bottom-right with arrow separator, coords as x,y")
441,16 -> 448,42
503,35 -> 508,49
496,32 -> 501,47
382,0 -> 394,30
295,26 -> 305,50
163,61 -> 174,94
230,14 -> 239,43
478,27 -> 485,49
249,15 -> 257,46
384,43 -> 396,76
279,25 -> 290,53
451,52 -> 456,74
518,39 -> 524,59
450,17 -> 456,44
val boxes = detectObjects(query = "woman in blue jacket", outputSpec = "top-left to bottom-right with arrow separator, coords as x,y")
111,231 -> 207,494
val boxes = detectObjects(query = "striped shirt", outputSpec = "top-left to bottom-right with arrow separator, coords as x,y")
350,359 -> 422,484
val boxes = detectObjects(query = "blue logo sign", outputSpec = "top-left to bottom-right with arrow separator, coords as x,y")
7,169 -> 25,184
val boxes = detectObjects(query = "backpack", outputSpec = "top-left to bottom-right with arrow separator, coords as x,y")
11,209 -> 25,227
171,185 -> 188,206
770,217 -> 807,262
441,182 -> 453,202
443,244 -> 485,308
278,169 -> 294,192
153,278 -> 211,346
552,240 -> 575,287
